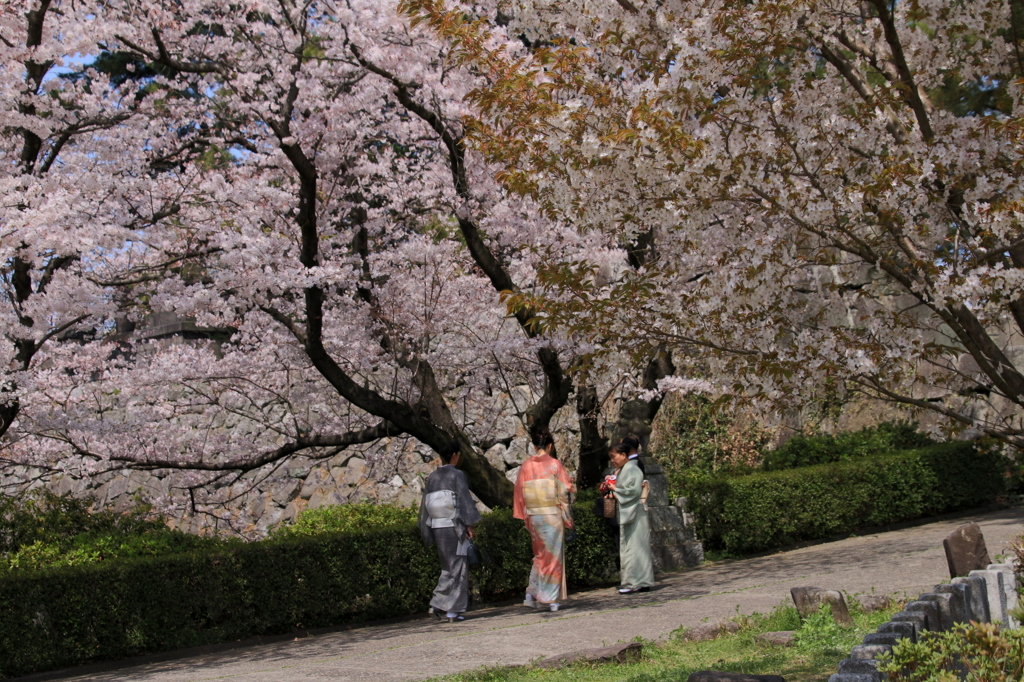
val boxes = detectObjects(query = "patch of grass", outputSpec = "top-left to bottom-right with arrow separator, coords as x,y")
429,599 -> 900,682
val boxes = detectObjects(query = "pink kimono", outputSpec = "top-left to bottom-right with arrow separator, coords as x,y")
513,453 -> 574,604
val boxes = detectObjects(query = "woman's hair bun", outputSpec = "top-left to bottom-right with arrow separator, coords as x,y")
620,434 -> 641,450
531,427 -> 555,449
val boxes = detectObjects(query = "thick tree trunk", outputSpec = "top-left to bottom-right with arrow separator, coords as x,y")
0,398 -> 18,440
574,382 -> 608,489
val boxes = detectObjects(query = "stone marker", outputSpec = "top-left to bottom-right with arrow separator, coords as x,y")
934,583 -> 970,624
890,611 -> 927,637
537,642 -> 642,669
969,569 -> 1007,625
953,575 -> 991,622
849,644 -> 891,660
943,522 -> 991,578
755,631 -> 796,646
791,587 -> 854,626
989,564 -> 1020,628
687,672 -> 786,682
679,620 -> 742,642
904,600 -> 941,632
918,593 -> 954,630
862,631 -> 902,647
879,620 -> 917,642
856,595 -> 891,613
838,658 -> 880,675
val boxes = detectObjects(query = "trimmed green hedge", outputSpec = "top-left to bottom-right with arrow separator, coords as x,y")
689,442 -> 1005,556
759,422 -> 935,471
0,497 -> 616,678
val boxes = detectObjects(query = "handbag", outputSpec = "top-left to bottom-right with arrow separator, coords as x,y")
602,496 -> 617,519
465,541 -> 491,566
466,541 -> 481,566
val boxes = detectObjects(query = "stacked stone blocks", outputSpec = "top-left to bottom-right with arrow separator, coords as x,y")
827,563 -> 1019,682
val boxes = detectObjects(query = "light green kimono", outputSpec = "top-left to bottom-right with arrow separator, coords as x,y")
613,459 -> 655,589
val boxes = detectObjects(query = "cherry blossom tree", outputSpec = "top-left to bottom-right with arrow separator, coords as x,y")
405,0 -> 1024,448
1,1 -> 208,443
5,0 -> 665,516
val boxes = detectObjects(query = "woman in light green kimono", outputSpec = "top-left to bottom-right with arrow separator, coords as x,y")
608,443 -> 655,594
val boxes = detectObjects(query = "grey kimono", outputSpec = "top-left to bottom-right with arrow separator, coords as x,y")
418,464 -> 482,614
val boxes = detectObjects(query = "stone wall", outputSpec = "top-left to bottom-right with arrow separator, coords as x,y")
0,389 -> 587,539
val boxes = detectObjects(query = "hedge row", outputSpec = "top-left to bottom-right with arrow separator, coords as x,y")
689,442 -> 1005,555
0,496 -> 617,679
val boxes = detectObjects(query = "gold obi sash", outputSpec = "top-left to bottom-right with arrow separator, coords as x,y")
523,479 -> 561,516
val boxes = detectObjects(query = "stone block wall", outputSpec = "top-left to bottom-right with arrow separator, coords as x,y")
0,390 -> 585,539
828,564 -> 1020,682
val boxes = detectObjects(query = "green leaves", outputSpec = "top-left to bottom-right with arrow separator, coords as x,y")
793,603 -> 852,655
270,502 -> 418,539
689,442 -> 1004,554
879,622 -> 1024,682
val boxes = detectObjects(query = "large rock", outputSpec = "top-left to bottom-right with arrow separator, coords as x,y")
272,479 -> 302,507
943,522 -> 991,578
484,444 -> 508,471
678,619 -> 741,642
536,642 -> 642,669
856,594 -> 891,613
505,438 -> 531,466
791,587 -> 854,626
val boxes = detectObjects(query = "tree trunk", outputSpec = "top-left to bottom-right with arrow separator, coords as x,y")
575,382 -> 609,489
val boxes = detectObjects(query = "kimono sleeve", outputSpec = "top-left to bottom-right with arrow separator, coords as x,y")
553,459 -> 575,499
454,469 -> 482,526
613,462 -> 643,505
418,492 -> 434,545
513,460 -> 528,520
418,470 -> 436,545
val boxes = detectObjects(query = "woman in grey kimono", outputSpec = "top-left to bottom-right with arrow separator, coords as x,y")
418,441 -> 482,623
607,443 -> 655,594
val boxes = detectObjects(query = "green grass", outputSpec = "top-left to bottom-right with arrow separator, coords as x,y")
429,599 -> 900,682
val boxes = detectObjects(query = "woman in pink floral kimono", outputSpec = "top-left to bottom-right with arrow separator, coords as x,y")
513,428 -> 575,612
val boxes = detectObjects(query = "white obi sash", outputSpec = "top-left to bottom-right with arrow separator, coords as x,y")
424,490 -> 458,528
523,479 -> 560,516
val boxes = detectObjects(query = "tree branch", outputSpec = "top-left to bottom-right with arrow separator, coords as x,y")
105,422 -> 400,472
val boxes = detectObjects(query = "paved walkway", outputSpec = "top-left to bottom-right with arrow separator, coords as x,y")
42,507 -> 1024,682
